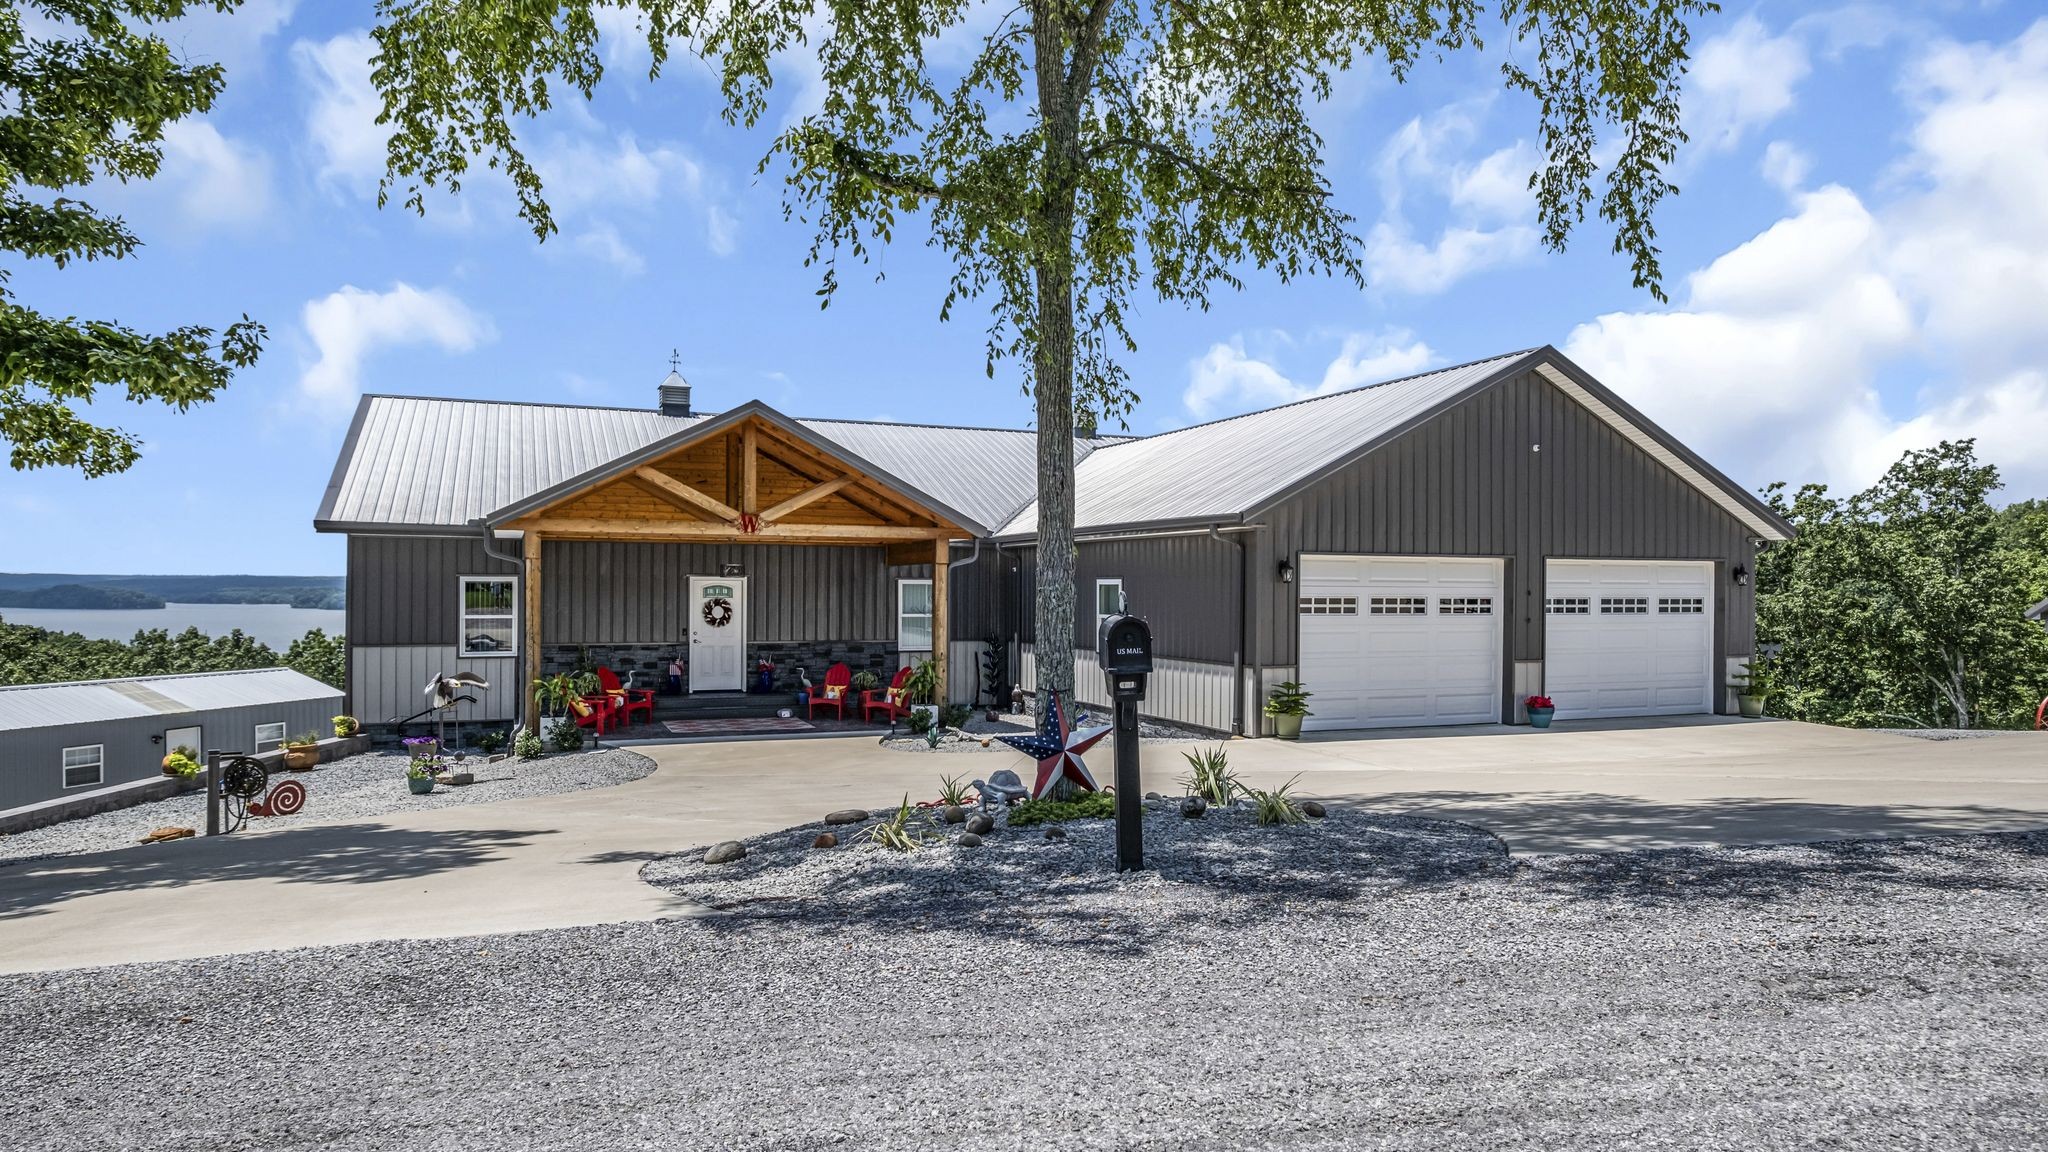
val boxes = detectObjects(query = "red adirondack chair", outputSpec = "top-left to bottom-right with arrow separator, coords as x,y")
595,667 -> 655,726
863,665 -> 915,724
567,692 -> 616,735
808,662 -> 852,720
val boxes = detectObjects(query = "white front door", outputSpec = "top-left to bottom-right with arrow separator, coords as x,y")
1297,555 -> 1504,731
687,576 -> 747,692
1544,560 -> 1714,719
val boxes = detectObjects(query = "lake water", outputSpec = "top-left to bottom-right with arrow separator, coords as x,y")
0,603 -> 347,649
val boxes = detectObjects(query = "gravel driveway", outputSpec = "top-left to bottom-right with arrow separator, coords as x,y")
0,748 -> 655,867
3,812 -> 2042,1151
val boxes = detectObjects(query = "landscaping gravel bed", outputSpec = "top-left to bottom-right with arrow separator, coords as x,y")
3,818 -> 2043,1151
0,748 -> 655,867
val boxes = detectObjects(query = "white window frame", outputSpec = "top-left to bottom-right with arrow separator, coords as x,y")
459,575 -> 520,659
254,722 -> 286,753
61,744 -> 104,790
897,578 -> 934,652
1094,578 -> 1124,645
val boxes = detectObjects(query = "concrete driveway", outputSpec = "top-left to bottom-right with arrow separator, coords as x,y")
1,718 -> 2043,973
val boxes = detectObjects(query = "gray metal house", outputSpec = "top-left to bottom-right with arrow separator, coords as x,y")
0,668 -> 343,818
315,345 -> 1793,736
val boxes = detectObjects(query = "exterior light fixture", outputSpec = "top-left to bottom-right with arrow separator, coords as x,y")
1278,561 -> 1295,584
1733,564 -> 1750,587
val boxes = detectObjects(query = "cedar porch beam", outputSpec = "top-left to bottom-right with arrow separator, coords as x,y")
760,475 -> 856,523
750,425 -> 923,526
741,423 -> 759,515
932,536 -> 949,705
517,516 -> 950,542
523,531 -> 543,735
631,467 -> 740,522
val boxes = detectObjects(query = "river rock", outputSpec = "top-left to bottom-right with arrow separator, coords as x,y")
965,813 -> 995,836
956,833 -> 983,848
1299,800 -> 1327,818
704,841 -> 747,865
1181,796 -> 1208,819
812,832 -> 838,849
940,804 -> 966,825
823,809 -> 869,826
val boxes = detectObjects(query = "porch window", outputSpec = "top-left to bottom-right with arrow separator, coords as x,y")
253,722 -> 286,753
898,579 -> 934,651
61,745 -> 104,789
1095,578 -> 1124,643
459,576 -> 518,657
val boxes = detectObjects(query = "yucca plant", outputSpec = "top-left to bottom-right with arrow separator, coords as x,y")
1178,746 -> 1238,806
859,795 -> 927,853
935,774 -> 974,807
1244,775 -> 1307,826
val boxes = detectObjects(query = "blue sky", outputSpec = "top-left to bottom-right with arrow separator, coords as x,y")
7,2 -> 2046,575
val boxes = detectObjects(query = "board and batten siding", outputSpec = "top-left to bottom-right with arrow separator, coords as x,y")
1251,368 -> 1758,674
545,540 -> 897,644
347,534 -> 518,647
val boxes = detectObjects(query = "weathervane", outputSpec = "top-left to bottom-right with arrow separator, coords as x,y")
668,347 -> 682,373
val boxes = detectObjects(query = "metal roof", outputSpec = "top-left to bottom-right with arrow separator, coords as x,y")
316,396 -> 1113,537
996,351 -> 1541,536
0,668 -> 342,734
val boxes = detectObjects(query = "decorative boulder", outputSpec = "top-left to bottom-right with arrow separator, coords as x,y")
965,813 -> 995,836
1144,791 -> 1162,801
812,832 -> 839,849
940,804 -> 966,825
704,841 -> 747,865
823,809 -> 869,826
1180,796 -> 1208,819
1043,827 -> 1067,841
956,833 -> 983,848
1299,800 -> 1327,819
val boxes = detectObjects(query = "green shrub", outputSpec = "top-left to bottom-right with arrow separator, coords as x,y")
1008,789 -> 1116,826
547,717 -> 584,752
472,729 -> 507,753
1244,775 -> 1307,826
513,729 -> 545,760
906,708 -> 934,735
938,703 -> 972,729
1178,745 -> 1238,805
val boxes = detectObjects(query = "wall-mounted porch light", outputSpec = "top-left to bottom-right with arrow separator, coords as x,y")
1278,560 -> 1295,584
1733,564 -> 1750,587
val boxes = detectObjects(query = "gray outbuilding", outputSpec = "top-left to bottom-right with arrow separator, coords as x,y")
0,668 -> 343,820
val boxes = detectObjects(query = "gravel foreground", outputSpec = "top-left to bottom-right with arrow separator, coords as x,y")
2,818 -> 2044,1152
0,748 -> 655,867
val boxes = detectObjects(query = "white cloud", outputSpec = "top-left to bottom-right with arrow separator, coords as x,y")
1760,140 -> 1811,193
1366,104 -> 1539,294
573,225 -> 647,275
157,121 -> 273,229
299,284 -> 494,412
294,31 -> 386,198
1184,330 -> 1435,419
705,203 -> 739,256
1564,19 -> 2048,497
1688,15 -> 1812,150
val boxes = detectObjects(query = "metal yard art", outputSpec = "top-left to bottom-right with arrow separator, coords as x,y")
989,690 -> 1111,800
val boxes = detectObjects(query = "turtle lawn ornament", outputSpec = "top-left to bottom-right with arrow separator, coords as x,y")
970,769 -> 1030,812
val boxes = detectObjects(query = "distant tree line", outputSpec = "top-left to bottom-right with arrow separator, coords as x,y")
0,574 -> 344,610
1758,441 -> 2048,730
0,584 -> 165,609
0,620 -> 346,691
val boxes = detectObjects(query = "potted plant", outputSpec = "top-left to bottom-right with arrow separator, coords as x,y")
905,657 -> 942,729
281,732 -> 322,770
1263,681 -> 1313,740
1524,694 -> 1557,728
405,758 -> 436,795
161,746 -> 203,790
332,714 -> 360,738
1730,660 -> 1773,719
850,668 -> 881,695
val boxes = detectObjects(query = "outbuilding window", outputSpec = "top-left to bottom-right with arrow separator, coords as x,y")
254,722 -> 286,752
61,745 -> 103,789
459,577 -> 519,657
897,579 -> 934,651
1095,579 -> 1124,643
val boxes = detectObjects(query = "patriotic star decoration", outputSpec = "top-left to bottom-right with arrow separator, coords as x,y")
994,690 -> 1112,799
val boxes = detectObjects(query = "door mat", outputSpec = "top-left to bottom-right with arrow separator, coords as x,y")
661,717 -> 817,736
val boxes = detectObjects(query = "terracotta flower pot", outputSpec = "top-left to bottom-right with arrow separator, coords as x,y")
282,746 -> 319,771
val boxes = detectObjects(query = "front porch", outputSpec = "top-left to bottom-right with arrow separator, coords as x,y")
485,404 -> 978,731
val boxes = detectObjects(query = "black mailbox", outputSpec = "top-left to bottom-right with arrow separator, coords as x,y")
1099,613 -> 1153,676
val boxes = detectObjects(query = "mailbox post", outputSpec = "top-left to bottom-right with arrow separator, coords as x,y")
1098,611 -> 1153,872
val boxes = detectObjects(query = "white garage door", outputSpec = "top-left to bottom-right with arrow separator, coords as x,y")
1544,560 -> 1714,719
1297,556 -> 1503,731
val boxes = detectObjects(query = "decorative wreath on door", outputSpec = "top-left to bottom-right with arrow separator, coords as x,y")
701,596 -> 735,628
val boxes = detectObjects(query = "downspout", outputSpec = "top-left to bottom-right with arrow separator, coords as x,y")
945,537 -> 984,707
1214,527 -> 1247,736
477,521 -> 526,731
